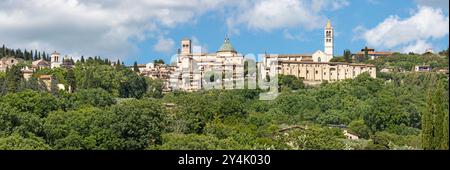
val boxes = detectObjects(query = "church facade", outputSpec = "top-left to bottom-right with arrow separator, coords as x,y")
170,20 -> 376,91
259,20 -> 376,85
170,38 -> 245,91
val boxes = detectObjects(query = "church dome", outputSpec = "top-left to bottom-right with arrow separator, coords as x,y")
217,38 -> 237,53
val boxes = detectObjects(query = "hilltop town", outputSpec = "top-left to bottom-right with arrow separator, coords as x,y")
0,21 -> 448,151
1,21 -> 447,93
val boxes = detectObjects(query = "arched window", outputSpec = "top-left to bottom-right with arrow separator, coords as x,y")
318,57 -> 321,62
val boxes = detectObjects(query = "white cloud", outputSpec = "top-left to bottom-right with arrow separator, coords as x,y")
153,37 -> 175,53
0,0 -> 234,59
415,0 -> 449,11
226,0 -> 349,33
283,30 -> 307,41
355,6 -> 449,53
311,0 -> 350,12
401,40 -> 433,54
191,36 -> 209,53
0,0 -> 350,59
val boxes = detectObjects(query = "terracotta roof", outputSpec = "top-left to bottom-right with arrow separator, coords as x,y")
278,60 -> 375,67
39,75 -> 52,79
265,54 -> 313,58
356,51 -> 393,56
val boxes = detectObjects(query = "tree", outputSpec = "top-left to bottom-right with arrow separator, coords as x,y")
154,59 -> 165,65
26,77 -> 40,91
276,126 -> 345,150
278,74 -> 304,90
107,99 -> 166,149
133,61 -> 140,73
348,120 -> 370,139
5,65 -> 23,93
422,80 -> 449,150
80,56 -> 85,63
144,78 -> 164,99
72,88 -> 116,108
66,69 -> 76,93
0,90 -> 60,118
0,133 -> 50,150
118,69 -> 148,99
330,57 -> 345,62
364,46 -> 369,61
344,49 -> 352,63
438,47 -> 449,57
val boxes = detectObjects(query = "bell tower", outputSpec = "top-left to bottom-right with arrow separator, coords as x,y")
181,38 -> 192,55
324,20 -> 334,62
50,51 -> 61,69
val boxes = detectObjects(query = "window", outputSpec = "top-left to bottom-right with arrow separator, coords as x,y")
316,71 -> 318,74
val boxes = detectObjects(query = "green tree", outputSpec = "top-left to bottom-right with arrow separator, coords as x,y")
133,61 -> 140,73
66,69 -> 76,93
348,120 -> 370,139
144,78 -> 164,98
422,80 -> 449,150
5,65 -> 23,93
344,49 -> 352,63
0,133 -> 50,150
278,74 -> 305,90
0,90 -> 59,118
153,59 -> 165,65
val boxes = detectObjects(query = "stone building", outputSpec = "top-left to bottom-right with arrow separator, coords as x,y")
170,37 -> 245,91
276,61 -> 376,85
32,59 -> 50,69
140,63 -> 176,92
50,51 -> 62,69
0,57 -> 23,72
259,20 -> 376,85
354,48 -> 394,60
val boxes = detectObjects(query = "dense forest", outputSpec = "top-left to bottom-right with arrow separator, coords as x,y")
0,45 -> 448,150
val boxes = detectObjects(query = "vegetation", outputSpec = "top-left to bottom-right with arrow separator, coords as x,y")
0,49 -> 448,150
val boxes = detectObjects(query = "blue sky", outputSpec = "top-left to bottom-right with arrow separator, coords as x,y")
0,0 -> 448,65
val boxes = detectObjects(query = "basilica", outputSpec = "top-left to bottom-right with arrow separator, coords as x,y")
169,20 -> 376,91
170,37 -> 245,91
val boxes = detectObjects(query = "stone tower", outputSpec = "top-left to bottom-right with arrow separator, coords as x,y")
181,38 -> 192,55
324,20 -> 334,62
50,51 -> 61,69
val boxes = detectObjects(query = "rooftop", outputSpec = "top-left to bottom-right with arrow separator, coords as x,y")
217,38 -> 237,53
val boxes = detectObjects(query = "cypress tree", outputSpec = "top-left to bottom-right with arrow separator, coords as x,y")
422,77 -> 449,150
133,61 -> 140,73
364,46 -> 369,61
1,44 -> 5,57
66,69 -> 76,93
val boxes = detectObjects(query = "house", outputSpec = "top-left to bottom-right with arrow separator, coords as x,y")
0,57 -> 23,72
354,48 -> 394,60
32,59 -> 50,69
37,74 -> 64,91
22,68 -> 34,80
343,130 -> 359,140
380,66 -> 402,73
437,68 -> 449,76
61,57 -> 75,69
415,65 -> 432,72
38,75 -> 53,91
